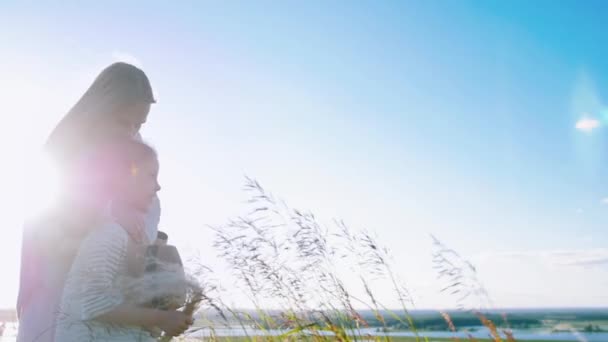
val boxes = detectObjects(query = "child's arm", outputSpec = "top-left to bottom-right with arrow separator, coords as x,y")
77,223 -> 191,336
96,304 -> 192,336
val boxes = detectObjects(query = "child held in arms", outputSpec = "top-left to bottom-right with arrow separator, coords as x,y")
54,139 -> 193,341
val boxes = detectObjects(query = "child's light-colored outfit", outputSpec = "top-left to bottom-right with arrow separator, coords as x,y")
54,221 -> 155,341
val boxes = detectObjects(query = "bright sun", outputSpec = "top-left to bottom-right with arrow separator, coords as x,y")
23,150 -> 62,220
0,66 -> 69,308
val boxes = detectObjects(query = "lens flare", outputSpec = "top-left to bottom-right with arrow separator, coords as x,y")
24,152 -> 61,219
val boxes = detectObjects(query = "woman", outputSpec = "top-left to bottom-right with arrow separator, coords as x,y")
17,62 -> 164,342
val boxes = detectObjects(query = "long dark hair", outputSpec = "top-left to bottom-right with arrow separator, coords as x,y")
46,62 -> 155,167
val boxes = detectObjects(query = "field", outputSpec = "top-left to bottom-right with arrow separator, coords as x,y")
205,338 -> 560,342
177,180 -> 606,342
6,181 -> 606,342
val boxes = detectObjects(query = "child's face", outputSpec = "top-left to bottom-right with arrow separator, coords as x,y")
123,157 -> 160,212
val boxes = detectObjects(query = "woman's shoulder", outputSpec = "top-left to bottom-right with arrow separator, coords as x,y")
23,207 -> 62,235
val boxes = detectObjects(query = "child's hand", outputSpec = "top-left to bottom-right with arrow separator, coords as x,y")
156,310 -> 193,337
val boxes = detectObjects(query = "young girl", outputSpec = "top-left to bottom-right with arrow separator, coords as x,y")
54,140 -> 191,341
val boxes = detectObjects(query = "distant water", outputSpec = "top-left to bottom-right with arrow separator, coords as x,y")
3,323 -> 608,341
187,326 -> 608,342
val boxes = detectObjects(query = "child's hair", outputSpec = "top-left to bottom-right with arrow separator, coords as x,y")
76,139 -> 158,204
103,139 -> 157,177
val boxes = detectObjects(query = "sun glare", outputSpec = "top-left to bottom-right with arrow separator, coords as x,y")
24,152 -> 62,219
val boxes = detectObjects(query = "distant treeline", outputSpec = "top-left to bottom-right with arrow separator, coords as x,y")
363,309 -> 608,330
200,308 -> 608,331
0,309 -> 16,322
359,310 -> 540,330
359,309 -> 608,330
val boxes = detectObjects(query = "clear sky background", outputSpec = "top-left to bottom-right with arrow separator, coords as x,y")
1,0 -> 608,310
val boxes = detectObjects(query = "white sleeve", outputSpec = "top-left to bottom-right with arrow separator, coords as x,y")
134,133 -> 161,243
144,195 -> 161,243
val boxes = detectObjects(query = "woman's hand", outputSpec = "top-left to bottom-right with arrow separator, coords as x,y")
155,310 -> 193,337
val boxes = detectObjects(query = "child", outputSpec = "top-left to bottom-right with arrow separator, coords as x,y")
54,140 -> 192,341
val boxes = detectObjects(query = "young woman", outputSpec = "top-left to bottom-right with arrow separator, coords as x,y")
17,62 -> 167,341
54,140 -> 191,341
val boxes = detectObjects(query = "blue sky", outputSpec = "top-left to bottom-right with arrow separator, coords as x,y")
1,1 -> 608,309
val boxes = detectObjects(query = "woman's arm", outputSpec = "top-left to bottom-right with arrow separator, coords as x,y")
76,223 -> 191,336
96,304 -> 160,328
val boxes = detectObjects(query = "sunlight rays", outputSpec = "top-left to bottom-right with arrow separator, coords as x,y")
23,151 -> 61,219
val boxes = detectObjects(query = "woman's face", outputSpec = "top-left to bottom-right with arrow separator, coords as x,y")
103,102 -> 151,140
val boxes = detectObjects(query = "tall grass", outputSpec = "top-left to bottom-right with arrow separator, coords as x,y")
431,235 -> 515,342
179,177 -> 518,342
